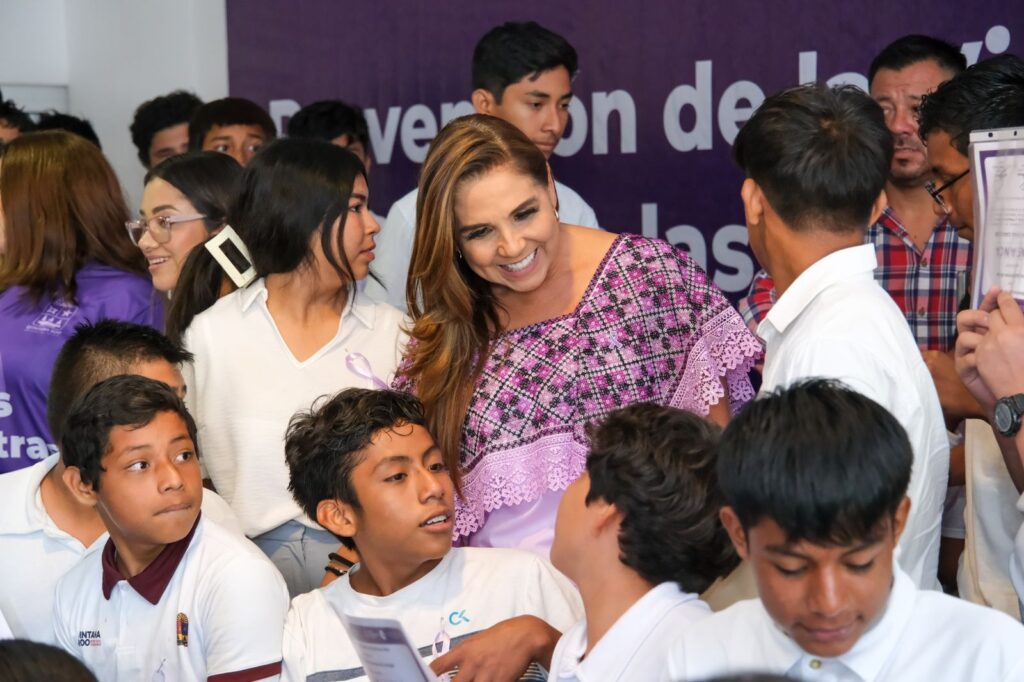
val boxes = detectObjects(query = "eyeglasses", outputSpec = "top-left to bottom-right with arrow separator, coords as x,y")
924,169 -> 970,214
125,214 -> 206,245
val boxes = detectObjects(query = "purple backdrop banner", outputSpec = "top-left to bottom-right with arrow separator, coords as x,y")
226,1 -> 1020,297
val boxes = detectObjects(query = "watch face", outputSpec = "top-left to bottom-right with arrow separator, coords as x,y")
995,402 -> 1014,434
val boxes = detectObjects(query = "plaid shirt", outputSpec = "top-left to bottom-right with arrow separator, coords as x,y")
738,208 -> 972,352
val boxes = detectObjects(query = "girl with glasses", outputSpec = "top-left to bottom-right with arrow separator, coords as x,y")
129,151 -> 242,342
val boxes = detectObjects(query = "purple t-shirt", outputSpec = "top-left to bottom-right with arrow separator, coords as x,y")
0,262 -> 161,474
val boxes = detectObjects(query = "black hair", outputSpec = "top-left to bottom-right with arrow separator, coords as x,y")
472,21 -> 578,102
142,151 -> 243,342
868,34 -> 967,86
129,90 -> 204,167
733,83 -> 892,233
0,98 -> 35,133
188,97 -> 276,150
61,375 -> 198,491
718,379 -> 912,545
285,388 -> 428,549
585,403 -> 738,593
287,100 -> 370,150
0,640 -> 97,682
48,321 -> 193,446
919,53 -> 1024,155
231,137 -> 364,281
34,111 -> 101,149
145,151 -> 242,234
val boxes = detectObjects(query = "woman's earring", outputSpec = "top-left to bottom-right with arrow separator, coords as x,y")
456,249 -> 463,260
554,209 -> 561,222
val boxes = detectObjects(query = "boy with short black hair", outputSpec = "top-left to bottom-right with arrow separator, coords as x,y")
369,20 -> 599,311
282,388 -> 582,681
667,380 -> 1024,680
189,96 -> 276,167
547,403 -> 738,681
129,90 -> 204,168
0,320 -> 240,644
35,111 -> 102,148
53,375 -> 287,682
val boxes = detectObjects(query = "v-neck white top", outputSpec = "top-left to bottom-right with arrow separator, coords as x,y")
183,279 -> 407,536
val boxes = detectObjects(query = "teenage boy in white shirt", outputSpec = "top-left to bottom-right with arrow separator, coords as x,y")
281,388 -> 582,682
53,376 -> 288,681
667,379 -> 1024,681
547,403 -> 738,682
0,320 -> 241,644
368,21 -> 599,311
735,83 -> 949,589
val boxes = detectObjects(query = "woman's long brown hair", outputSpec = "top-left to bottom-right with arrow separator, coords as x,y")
400,114 -> 548,486
0,131 -> 146,304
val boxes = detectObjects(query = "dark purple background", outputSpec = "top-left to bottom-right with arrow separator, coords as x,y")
226,1 -> 1021,296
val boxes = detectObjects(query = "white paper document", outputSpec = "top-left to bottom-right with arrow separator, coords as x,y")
970,127 -> 1024,308
338,614 -> 441,682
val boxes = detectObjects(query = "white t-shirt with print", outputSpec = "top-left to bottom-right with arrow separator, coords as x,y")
282,547 -> 582,681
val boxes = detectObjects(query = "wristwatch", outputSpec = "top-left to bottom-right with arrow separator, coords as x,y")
993,394 -> 1024,437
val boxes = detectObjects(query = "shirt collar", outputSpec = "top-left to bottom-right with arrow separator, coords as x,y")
0,454 -> 60,534
101,513 -> 201,605
239,277 -> 377,329
563,583 -> 704,680
760,244 -> 877,338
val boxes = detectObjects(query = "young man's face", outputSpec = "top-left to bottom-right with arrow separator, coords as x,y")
94,410 -> 202,552
477,66 -> 573,159
721,499 -> 909,658
346,423 -> 455,569
202,124 -> 268,167
925,129 -> 974,241
870,60 -> 955,187
147,122 -> 190,168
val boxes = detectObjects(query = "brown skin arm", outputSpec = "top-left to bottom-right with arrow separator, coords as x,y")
923,349 -> 985,429
428,615 -> 561,682
320,544 -> 360,588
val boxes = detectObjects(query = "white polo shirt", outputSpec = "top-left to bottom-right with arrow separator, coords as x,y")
282,547 -> 582,682
666,566 -> 1024,681
960,420 -> 1024,618
365,181 -> 599,311
758,244 -> 949,591
54,515 -> 288,682
548,581 -> 709,682
183,280 -> 407,537
0,454 -> 242,643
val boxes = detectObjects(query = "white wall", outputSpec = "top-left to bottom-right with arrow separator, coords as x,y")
1,0 -> 229,209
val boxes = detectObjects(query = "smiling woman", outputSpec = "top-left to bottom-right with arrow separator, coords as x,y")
395,114 -> 762,555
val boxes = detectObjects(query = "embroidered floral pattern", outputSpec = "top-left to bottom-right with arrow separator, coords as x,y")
397,235 -> 761,541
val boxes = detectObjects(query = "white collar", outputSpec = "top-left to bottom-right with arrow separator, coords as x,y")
238,277 -> 377,330
759,244 -> 877,339
559,582 -> 703,680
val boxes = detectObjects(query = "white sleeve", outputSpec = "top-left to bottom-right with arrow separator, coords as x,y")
365,196 -> 416,312
523,557 -> 584,632
201,557 -> 289,680
51,581 -> 80,659
281,603 -> 308,682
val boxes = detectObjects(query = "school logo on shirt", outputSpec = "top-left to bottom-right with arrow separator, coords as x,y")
447,610 -> 471,626
26,300 -> 78,335
77,630 -> 101,647
176,613 -> 189,647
